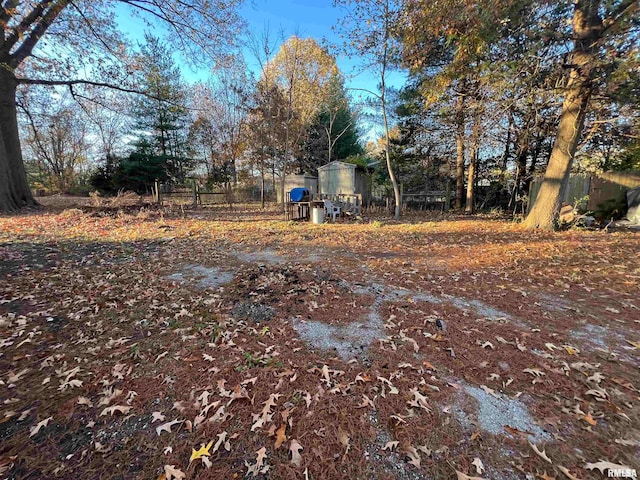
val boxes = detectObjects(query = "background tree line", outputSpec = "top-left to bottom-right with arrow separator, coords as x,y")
2,0 -> 638,230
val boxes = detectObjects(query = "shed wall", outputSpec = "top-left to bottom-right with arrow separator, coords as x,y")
319,163 -> 355,195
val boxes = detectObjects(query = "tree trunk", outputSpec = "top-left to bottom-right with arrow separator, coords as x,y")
260,157 -> 265,208
0,69 -> 37,212
522,0 -> 602,230
509,144 -> 528,208
380,24 -> 401,220
454,90 -> 465,210
465,118 -> 480,214
464,152 -> 476,214
382,100 -> 401,220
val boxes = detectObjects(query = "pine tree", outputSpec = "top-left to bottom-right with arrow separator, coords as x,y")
130,34 -> 192,183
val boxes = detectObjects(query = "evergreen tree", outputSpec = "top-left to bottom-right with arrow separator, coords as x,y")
130,34 -> 193,183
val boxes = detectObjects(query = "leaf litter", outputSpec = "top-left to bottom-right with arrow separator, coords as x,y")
1,206 -> 639,479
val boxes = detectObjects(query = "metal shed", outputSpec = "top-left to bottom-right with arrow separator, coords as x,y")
277,174 -> 318,204
317,161 -> 371,205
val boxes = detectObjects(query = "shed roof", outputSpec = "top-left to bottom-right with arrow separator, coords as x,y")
317,161 -> 356,171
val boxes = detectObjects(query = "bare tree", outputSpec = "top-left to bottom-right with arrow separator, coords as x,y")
0,0 -> 245,211
334,0 -> 403,219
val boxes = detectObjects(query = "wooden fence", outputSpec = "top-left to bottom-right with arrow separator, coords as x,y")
528,171 -> 640,216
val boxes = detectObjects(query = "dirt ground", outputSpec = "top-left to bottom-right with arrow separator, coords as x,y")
1,203 -> 639,480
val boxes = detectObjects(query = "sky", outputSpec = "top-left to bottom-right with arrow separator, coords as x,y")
240,0 -> 406,95
115,0 -> 407,139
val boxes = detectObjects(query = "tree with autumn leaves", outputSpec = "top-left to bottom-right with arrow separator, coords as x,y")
0,0 -> 244,212
396,0 -> 638,229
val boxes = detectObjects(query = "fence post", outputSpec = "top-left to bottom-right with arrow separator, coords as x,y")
192,179 -> 198,207
445,179 -> 451,212
154,179 -> 162,205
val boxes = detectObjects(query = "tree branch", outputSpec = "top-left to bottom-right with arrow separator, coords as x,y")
17,77 -> 146,95
5,1 -> 55,52
10,0 -> 71,68
1,0 -> 21,25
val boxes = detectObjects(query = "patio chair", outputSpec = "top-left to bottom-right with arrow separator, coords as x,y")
324,199 -> 341,222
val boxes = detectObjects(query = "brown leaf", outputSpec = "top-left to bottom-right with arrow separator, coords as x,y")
557,466 -> 581,480
504,425 -> 532,438
163,465 -> 186,480
29,416 -> 53,438
382,441 -> 399,451
246,447 -> 268,477
585,461 -> 633,475
99,405 -> 132,417
580,413 -> 597,426
156,419 -> 182,436
338,430 -> 350,455
289,439 -> 303,467
274,423 -> 287,449
472,458 -> 484,475
405,446 -> 421,468
528,442 -> 552,464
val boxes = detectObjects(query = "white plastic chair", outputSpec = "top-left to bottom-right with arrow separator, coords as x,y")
324,199 -> 341,222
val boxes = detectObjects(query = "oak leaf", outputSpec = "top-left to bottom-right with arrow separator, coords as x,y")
405,446 -> 420,468
338,430 -> 350,455
190,440 -> 213,463
383,441 -> 399,451
29,416 -> 53,437
274,423 -> 287,449
585,461 -> 634,475
290,439 -> 303,467
246,446 -> 268,477
557,466 -> 581,480
152,411 -> 166,423
99,405 -> 132,417
528,442 -> 552,464
472,458 -> 484,474
156,419 -> 182,436
504,425 -> 532,437
163,464 -> 186,480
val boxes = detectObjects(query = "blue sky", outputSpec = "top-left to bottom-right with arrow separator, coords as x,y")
116,0 -> 406,93
241,1 -> 406,99
115,0 -> 407,139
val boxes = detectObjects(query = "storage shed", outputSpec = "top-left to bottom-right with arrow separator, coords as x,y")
277,174 -> 318,203
318,161 -> 371,205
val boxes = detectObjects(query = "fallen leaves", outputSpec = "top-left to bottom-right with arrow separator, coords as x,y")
3,211 -> 640,480
29,416 -> 53,438
585,461 -> 634,475
274,423 -> 287,449
189,440 -> 213,463
289,439 -> 303,467
408,388 -> 431,412
504,425 -> 532,438
251,393 -> 281,431
405,446 -> 421,468
99,405 -> 132,417
338,430 -> 351,456
152,411 -> 166,423
529,442 -> 552,464
156,419 -> 182,436
383,441 -> 399,451
471,458 -> 485,475
245,446 -> 269,477
163,464 -> 186,480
